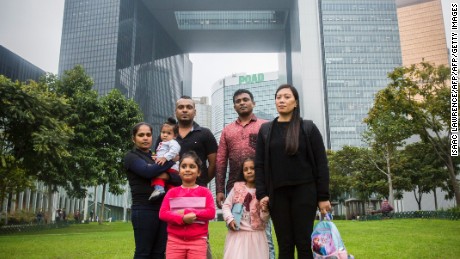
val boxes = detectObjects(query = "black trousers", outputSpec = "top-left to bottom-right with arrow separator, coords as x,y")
131,208 -> 167,259
270,182 -> 317,259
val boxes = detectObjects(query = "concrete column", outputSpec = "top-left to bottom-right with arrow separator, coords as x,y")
70,198 -> 76,214
93,186 -> 98,220
38,191 -> 44,211
123,190 -> 129,222
52,192 -> 59,221
25,189 -> 31,211
292,0 -> 328,147
83,193 -> 89,221
1,196 -> 8,222
17,192 -> 24,210
2,197 -> 7,212
10,193 -> 17,213
32,190 -> 38,213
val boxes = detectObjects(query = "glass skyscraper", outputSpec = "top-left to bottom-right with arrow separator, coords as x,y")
59,0 -> 192,133
0,45 -> 45,82
58,0 -> 405,151
54,0 -> 445,215
193,97 -> 212,129
320,0 -> 402,150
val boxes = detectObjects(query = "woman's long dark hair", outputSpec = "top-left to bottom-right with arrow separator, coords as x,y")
275,84 -> 301,155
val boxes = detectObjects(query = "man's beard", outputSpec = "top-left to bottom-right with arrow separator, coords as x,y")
178,118 -> 193,126
237,110 -> 252,117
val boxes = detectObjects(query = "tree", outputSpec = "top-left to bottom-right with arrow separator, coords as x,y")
327,150 -> 351,202
363,87 -> 413,206
382,61 -> 459,205
0,77 -> 33,217
49,65 -> 103,196
94,89 -> 143,223
328,147 -> 376,201
33,66 -> 103,222
0,75 -> 73,223
400,141 -> 450,210
328,146 -> 397,201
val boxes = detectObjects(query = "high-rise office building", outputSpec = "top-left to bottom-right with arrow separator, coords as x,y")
395,0 -> 452,211
193,96 -> 212,130
58,0 -> 192,133
57,0 -> 451,213
0,45 -> 45,82
56,0 -> 328,146
58,0 -> 405,151
320,0 -> 402,150
397,0 -> 449,66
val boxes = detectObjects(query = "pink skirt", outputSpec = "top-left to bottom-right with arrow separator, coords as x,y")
223,230 -> 269,259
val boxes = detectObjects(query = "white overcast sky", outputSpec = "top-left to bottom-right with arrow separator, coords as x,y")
0,0 -> 278,99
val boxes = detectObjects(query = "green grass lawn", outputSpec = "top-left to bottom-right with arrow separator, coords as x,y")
0,219 -> 458,258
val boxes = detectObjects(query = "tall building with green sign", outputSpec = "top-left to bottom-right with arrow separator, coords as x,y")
58,0 -> 404,151
55,0 -> 411,218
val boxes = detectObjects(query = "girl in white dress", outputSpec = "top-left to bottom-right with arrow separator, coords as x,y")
222,157 -> 270,259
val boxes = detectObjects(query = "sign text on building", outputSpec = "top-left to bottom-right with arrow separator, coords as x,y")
239,73 -> 264,84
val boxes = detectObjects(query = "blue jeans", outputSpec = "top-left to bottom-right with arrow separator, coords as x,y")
131,208 -> 167,259
266,219 -> 276,259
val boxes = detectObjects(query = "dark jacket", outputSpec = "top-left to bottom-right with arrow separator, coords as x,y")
255,118 -> 330,202
124,148 -> 181,209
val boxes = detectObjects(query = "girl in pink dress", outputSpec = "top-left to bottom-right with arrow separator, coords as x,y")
222,157 -> 270,259
159,151 -> 216,259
